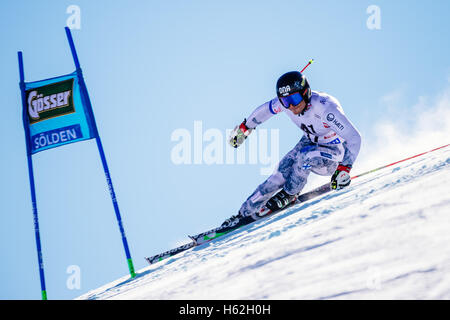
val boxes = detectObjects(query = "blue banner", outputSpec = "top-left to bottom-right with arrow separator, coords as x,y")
24,71 -> 97,154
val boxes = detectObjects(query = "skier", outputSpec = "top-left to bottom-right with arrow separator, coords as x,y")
224,71 -> 362,226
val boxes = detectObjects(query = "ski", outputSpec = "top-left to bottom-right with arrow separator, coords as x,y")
145,182 -> 332,265
189,215 -> 258,245
145,217 -> 254,265
145,241 -> 195,265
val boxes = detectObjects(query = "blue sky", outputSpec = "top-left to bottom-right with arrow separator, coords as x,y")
1,0 -> 449,299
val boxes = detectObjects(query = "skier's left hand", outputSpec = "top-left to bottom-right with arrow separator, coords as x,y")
331,164 -> 351,190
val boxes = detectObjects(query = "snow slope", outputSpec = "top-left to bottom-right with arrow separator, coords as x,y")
78,146 -> 450,300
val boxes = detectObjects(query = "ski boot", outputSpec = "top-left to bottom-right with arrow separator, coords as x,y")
265,189 -> 296,212
221,211 -> 256,228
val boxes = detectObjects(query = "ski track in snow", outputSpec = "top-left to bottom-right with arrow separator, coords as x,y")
78,148 -> 450,300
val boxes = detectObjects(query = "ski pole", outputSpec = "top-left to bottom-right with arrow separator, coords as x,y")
351,143 -> 450,180
300,59 -> 314,73
300,143 -> 450,200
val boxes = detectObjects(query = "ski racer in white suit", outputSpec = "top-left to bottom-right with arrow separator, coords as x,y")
224,71 -> 362,225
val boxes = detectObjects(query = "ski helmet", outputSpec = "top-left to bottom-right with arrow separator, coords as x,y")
276,71 -> 311,108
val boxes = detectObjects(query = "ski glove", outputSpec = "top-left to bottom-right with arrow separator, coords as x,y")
331,165 -> 351,190
229,119 -> 253,148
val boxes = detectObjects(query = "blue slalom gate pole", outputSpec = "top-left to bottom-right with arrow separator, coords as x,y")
64,27 -> 136,278
18,51 -> 48,300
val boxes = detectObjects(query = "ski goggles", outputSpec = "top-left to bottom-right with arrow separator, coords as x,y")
279,92 -> 303,108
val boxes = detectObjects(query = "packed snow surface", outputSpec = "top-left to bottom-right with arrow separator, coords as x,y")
78,147 -> 450,300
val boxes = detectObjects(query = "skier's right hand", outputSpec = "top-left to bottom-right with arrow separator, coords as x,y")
229,119 -> 253,148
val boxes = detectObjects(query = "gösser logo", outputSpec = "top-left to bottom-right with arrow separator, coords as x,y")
26,78 -> 75,124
